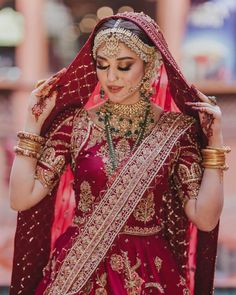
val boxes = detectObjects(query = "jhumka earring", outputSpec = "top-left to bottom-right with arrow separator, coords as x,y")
140,72 -> 153,101
100,88 -> 105,100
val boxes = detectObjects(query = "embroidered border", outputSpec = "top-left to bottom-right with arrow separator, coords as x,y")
45,113 -> 195,295
120,225 -> 162,236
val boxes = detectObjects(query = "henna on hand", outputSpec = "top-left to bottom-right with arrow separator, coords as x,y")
31,69 -> 66,121
201,112 -> 215,138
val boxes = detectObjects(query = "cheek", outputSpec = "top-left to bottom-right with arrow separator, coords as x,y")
96,70 -> 105,85
126,64 -> 145,86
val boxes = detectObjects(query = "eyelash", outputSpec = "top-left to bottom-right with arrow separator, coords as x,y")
96,64 -> 132,71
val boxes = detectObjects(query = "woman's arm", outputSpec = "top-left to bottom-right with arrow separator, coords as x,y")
9,71 -> 65,211
185,93 -> 226,231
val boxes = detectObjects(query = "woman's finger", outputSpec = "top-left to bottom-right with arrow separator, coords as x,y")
191,106 -> 219,116
195,89 -> 215,104
185,101 -> 215,107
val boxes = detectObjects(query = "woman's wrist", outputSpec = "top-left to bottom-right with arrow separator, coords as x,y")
208,132 -> 224,148
23,124 -> 42,135
23,117 -> 42,135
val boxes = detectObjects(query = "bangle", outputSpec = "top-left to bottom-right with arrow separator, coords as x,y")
18,139 -> 43,153
201,145 -> 230,171
206,145 -> 231,153
14,146 -> 41,160
202,164 -> 229,171
17,131 -> 45,145
14,131 -> 46,159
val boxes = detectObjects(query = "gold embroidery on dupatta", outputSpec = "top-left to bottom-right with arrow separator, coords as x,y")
71,109 -> 91,170
144,282 -> 164,293
95,273 -> 108,295
45,113 -> 196,295
78,181 -> 95,213
133,192 -> 155,224
177,275 -> 190,294
81,279 -> 94,294
178,275 -> 187,286
154,256 -> 162,272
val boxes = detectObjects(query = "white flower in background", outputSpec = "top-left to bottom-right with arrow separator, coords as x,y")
189,0 -> 236,28
0,8 -> 24,46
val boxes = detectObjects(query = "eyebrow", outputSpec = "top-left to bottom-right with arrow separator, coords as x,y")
96,55 -> 135,61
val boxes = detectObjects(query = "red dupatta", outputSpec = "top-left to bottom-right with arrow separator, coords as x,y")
10,12 -> 218,295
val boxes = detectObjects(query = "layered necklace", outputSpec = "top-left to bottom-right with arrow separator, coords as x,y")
96,98 -> 155,172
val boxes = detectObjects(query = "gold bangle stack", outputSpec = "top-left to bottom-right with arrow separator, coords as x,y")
14,131 -> 46,160
202,145 -> 231,171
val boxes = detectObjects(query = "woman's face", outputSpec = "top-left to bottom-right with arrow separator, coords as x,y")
96,42 -> 145,105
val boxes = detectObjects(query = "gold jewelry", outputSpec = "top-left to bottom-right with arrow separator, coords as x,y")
140,73 -> 152,93
206,145 -> 231,153
97,99 -> 155,139
208,96 -> 217,106
108,99 -> 148,118
97,98 -> 154,172
14,146 -> 41,160
201,146 -> 230,171
34,79 -> 46,89
93,27 -> 157,62
17,131 -> 46,144
14,131 -> 46,159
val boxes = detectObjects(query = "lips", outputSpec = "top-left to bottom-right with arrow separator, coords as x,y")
107,85 -> 124,93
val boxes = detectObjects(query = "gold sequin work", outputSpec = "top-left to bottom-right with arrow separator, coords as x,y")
133,192 -> 155,224
78,181 -> 95,213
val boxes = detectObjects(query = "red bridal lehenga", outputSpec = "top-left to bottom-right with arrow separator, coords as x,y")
10,12 -> 218,295
34,108 -> 202,295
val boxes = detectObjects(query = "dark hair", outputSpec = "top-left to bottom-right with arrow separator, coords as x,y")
95,18 -> 155,47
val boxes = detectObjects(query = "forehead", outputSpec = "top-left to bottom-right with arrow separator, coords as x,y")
96,42 -> 140,60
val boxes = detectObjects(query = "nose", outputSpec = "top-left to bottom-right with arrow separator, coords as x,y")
107,67 -> 118,82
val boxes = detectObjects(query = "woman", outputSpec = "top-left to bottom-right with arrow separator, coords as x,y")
9,12 -> 229,295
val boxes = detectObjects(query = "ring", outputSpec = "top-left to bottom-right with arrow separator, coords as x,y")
34,79 -> 46,89
208,96 -> 217,106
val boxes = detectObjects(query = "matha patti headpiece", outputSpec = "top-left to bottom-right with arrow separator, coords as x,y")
93,21 -> 158,63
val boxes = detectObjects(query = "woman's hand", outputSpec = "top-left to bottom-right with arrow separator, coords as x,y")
185,91 -> 223,147
24,68 -> 66,134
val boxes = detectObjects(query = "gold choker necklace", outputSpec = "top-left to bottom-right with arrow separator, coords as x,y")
97,99 -> 155,139
107,99 -> 148,119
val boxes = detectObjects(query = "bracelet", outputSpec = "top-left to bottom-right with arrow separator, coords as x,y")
205,145 -> 231,153
18,139 -> 43,153
202,163 -> 229,171
14,146 -> 41,160
201,145 -> 231,171
14,131 -> 46,159
207,96 -> 217,106
17,131 -> 46,145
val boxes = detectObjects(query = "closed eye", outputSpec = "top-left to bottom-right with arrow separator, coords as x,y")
96,63 -> 133,71
118,65 -> 132,71
96,64 -> 109,70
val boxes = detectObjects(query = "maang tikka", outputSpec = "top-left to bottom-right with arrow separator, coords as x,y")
93,20 -> 158,62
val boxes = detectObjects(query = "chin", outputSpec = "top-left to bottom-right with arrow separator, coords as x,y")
107,92 -> 140,105
108,96 -> 127,104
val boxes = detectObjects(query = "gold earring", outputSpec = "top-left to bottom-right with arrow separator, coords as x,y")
100,88 -> 105,100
